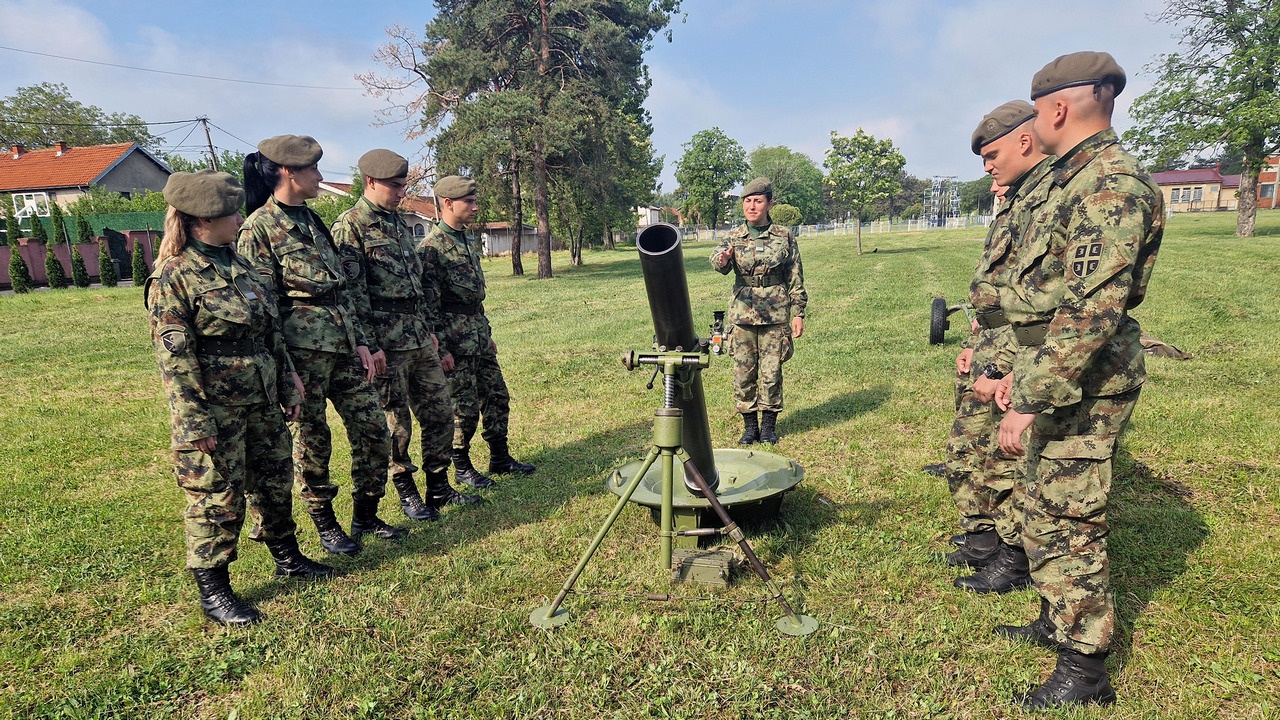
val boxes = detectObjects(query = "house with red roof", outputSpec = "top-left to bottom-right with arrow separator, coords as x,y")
1150,158 -> 1280,213
0,141 -> 170,211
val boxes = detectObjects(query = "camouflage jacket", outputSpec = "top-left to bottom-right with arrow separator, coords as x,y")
237,196 -> 373,354
419,221 -> 492,357
331,198 -> 440,353
710,223 -> 807,326
968,157 -> 1056,373
145,245 -> 302,446
1006,129 -> 1163,412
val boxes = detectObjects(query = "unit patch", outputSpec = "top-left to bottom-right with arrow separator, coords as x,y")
342,257 -> 362,279
159,326 -> 189,354
1072,242 -> 1103,276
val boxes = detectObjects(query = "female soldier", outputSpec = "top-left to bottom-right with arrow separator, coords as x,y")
238,135 -> 404,556
147,170 -> 334,627
710,178 -> 808,444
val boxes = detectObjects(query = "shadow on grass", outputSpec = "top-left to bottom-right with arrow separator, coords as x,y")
781,386 -> 892,436
1107,449 -> 1208,671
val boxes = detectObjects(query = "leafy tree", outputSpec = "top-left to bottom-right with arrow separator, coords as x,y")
64,187 -> 168,215
3,204 -> 18,246
9,247 -> 33,293
824,129 -> 906,255
71,247 -> 91,288
49,203 -> 70,245
98,240 -> 118,287
957,176 -> 996,214
0,82 -> 162,151
747,145 -> 825,223
877,172 -> 931,220
770,203 -> 802,228
131,240 -> 148,286
1124,1 -> 1280,237
675,127 -> 748,229
309,194 -> 359,228
75,213 -> 93,244
162,150 -> 247,184
44,242 -> 68,289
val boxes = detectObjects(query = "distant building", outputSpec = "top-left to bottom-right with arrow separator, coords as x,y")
1150,158 -> 1280,213
318,180 -> 438,236
0,141 -> 170,210
1258,156 -> 1279,210
636,205 -> 662,227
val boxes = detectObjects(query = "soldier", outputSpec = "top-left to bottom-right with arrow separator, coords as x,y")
331,151 -> 482,517
995,52 -> 1162,709
420,175 -> 536,488
239,135 -> 406,557
147,170 -> 333,627
943,101 -> 1055,599
710,178 -> 807,444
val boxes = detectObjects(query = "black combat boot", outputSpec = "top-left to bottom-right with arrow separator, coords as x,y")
191,566 -> 261,626
995,598 -> 1062,650
427,467 -> 484,507
265,535 -> 336,579
943,530 -> 999,569
922,463 -> 947,477
350,495 -> 408,540
759,410 -> 779,444
954,543 -> 1032,594
487,439 -> 536,475
453,449 -> 495,489
738,412 -> 759,445
1015,649 -> 1116,709
307,504 -> 361,555
391,474 -> 439,521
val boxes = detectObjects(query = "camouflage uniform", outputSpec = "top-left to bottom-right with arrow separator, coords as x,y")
419,221 -> 511,451
238,196 -> 391,512
710,223 -> 807,413
946,157 -> 1055,546
1006,128 -> 1163,654
331,198 -> 453,481
146,240 -> 303,569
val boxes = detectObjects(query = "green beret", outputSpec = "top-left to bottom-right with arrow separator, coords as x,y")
358,149 -> 408,180
163,170 -> 244,218
1030,51 -> 1126,100
257,134 -> 323,167
741,177 -> 772,198
434,175 -> 476,199
971,100 -> 1036,155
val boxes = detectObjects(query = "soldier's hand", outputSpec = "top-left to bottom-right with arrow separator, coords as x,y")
998,410 -> 1035,456
192,436 -> 217,454
955,347 -> 974,374
284,404 -> 301,422
791,316 -> 804,339
371,350 -> 388,377
441,352 -> 455,373
357,345 -> 378,383
973,374 -> 1001,402
994,375 -> 1013,411
291,372 -> 306,403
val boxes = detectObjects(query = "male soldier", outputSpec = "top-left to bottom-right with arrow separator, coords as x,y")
711,178 -> 807,444
995,52 -> 1162,709
331,151 -> 482,518
943,101 -> 1055,599
420,176 -> 535,488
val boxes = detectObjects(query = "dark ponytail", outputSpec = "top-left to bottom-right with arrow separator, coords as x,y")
243,152 -> 284,214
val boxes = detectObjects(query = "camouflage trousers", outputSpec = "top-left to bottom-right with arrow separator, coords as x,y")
447,353 -> 511,451
728,323 -> 793,413
288,347 -> 391,512
374,345 -> 453,480
944,370 -> 1024,545
173,401 -> 297,569
1023,387 -> 1140,655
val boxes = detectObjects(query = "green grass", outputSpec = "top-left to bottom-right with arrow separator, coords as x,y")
2,211 -> 1278,719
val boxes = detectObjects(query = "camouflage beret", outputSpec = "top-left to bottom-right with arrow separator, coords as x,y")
741,177 -> 772,198
434,175 -> 477,199
971,100 -> 1036,155
257,134 -> 323,167
1030,51 -> 1126,100
358,149 -> 408,180
163,170 -> 244,218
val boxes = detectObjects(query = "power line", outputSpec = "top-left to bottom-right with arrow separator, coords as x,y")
2,118 -> 198,128
0,44 -> 362,91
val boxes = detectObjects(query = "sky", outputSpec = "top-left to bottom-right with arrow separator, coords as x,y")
0,0 -> 1184,193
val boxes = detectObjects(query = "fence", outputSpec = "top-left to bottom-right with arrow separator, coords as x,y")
670,215 -> 993,243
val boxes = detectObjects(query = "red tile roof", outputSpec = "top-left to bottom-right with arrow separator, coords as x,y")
319,181 -> 436,219
0,142 -> 156,192
1149,168 -> 1223,185
1220,174 -> 1241,189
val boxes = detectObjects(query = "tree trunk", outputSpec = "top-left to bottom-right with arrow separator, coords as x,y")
602,225 -> 614,250
533,136 -> 553,279
1236,142 -> 1263,237
509,145 -> 524,275
570,228 -> 583,266
855,218 -> 863,256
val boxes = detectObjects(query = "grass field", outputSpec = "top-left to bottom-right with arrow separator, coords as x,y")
1,210 -> 1278,719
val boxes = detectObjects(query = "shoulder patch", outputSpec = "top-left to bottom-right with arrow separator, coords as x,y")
159,325 -> 189,354
1071,242 -> 1103,277
342,257 -> 362,279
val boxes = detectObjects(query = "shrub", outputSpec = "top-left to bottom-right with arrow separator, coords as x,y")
50,203 -> 69,245
770,203 -> 802,228
29,215 -> 48,244
98,240 -> 118,287
2,205 -> 18,247
8,248 -> 33,293
71,247 -> 91,288
75,214 -> 93,244
131,239 -> 148,286
44,244 -> 68,289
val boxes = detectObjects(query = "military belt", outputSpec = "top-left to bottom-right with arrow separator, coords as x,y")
441,301 -> 482,315
371,297 -> 418,314
196,335 -> 264,356
280,289 -> 339,307
739,273 -> 783,288
1013,322 -> 1050,346
976,308 -> 1010,330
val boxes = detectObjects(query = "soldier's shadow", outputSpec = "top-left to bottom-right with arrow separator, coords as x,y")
1106,448 -> 1208,673
780,386 -> 891,436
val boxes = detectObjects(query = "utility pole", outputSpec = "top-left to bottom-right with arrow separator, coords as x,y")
199,117 -> 219,171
